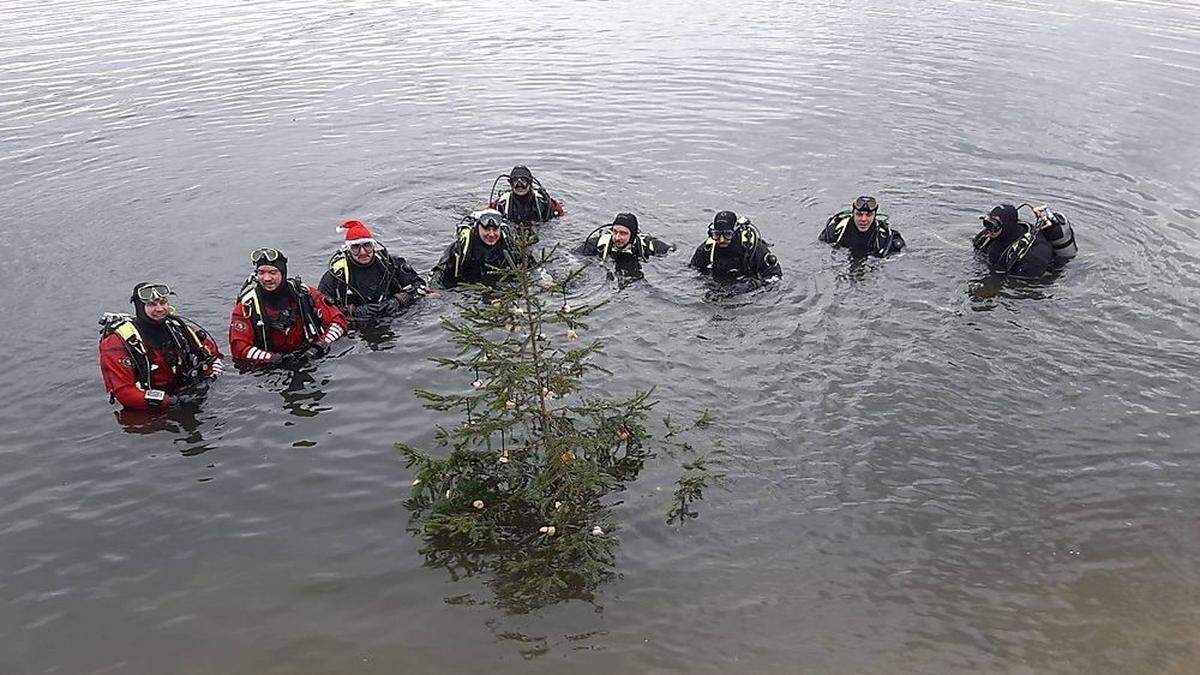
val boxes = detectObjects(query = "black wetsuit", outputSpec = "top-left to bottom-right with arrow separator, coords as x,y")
434,230 -> 530,288
576,231 -> 674,261
578,230 -> 674,279
689,233 -> 782,293
974,223 -> 1055,277
318,251 -> 426,319
495,190 -> 556,224
819,210 -> 906,257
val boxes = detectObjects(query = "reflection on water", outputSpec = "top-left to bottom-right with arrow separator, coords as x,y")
115,405 -> 214,456
2,0 -> 1199,672
966,269 -> 1061,310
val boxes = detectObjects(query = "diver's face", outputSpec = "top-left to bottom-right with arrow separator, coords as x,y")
478,223 -> 502,246
713,230 -> 735,248
510,177 -> 531,196
349,242 -> 374,265
853,210 -> 876,232
982,216 -> 1004,239
256,265 -> 283,291
611,225 -> 632,249
143,298 -> 170,322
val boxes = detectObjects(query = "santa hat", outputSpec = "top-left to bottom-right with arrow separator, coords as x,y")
338,220 -> 376,248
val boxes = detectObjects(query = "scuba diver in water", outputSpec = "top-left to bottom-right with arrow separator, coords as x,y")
434,208 -> 535,288
689,210 -> 782,294
820,195 -> 906,257
577,212 -> 674,276
488,165 -> 565,227
229,247 -> 348,365
99,282 -> 225,410
973,203 -> 1078,277
317,219 -> 428,322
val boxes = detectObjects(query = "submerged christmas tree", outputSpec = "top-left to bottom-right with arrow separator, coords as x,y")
397,227 -> 718,613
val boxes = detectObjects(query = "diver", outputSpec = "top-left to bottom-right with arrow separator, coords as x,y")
317,219 -> 428,322
99,282 -> 225,410
577,212 -> 674,276
819,195 -> 906,257
229,247 -> 348,365
973,203 -> 1078,277
488,165 -> 565,226
434,209 -> 534,288
689,210 -> 782,294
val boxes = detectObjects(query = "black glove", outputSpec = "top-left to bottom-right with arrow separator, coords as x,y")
304,342 -> 330,360
349,303 -> 382,320
171,390 -> 205,406
378,297 -> 404,315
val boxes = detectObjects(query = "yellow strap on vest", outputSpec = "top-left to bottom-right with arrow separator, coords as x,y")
239,286 -> 262,313
330,250 -> 385,298
834,213 -> 891,253
454,226 -> 472,278
111,319 -> 152,388
833,214 -> 852,244
238,284 -> 267,346
331,255 -> 349,284
498,190 -> 547,218
114,321 -> 145,355
1011,230 -> 1035,259
708,230 -> 755,266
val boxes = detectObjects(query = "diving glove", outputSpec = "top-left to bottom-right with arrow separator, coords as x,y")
349,304 -> 381,320
304,342 -> 331,360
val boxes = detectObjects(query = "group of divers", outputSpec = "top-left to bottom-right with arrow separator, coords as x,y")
98,164 -> 1080,412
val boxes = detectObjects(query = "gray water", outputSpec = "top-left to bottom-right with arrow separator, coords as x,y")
2,0 -> 1199,672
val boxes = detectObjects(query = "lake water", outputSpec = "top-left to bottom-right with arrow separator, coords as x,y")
2,0 -> 1199,672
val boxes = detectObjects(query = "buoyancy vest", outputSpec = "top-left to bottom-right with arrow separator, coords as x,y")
973,222 -> 1040,274
825,210 -> 899,257
496,189 -> 553,222
237,278 -> 322,349
593,229 -> 655,261
704,224 -> 762,268
99,313 -> 214,391
451,225 -> 475,279
327,248 -> 397,305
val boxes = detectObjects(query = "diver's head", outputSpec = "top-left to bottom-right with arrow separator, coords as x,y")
852,195 -> 878,232
609,212 -> 639,249
474,209 -> 505,246
981,204 -> 1019,239
508,165 -> 533,197
251,247 -> 287,291
710,210 -> 738,248
339,220 -> 377,265
130,282 -> 174,323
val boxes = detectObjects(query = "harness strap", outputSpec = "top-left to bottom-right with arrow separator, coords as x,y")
238,281 -> 269,349
112,321 -> 153,390
707,228 -> 758,267
454,226 -> 472,278
498,190 -> 550,220
829,211 -> 893,255
999,226 -> 1037,273
329,250 -> 395,304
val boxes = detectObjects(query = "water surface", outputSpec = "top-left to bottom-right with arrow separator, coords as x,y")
2,0 -> 1199,673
